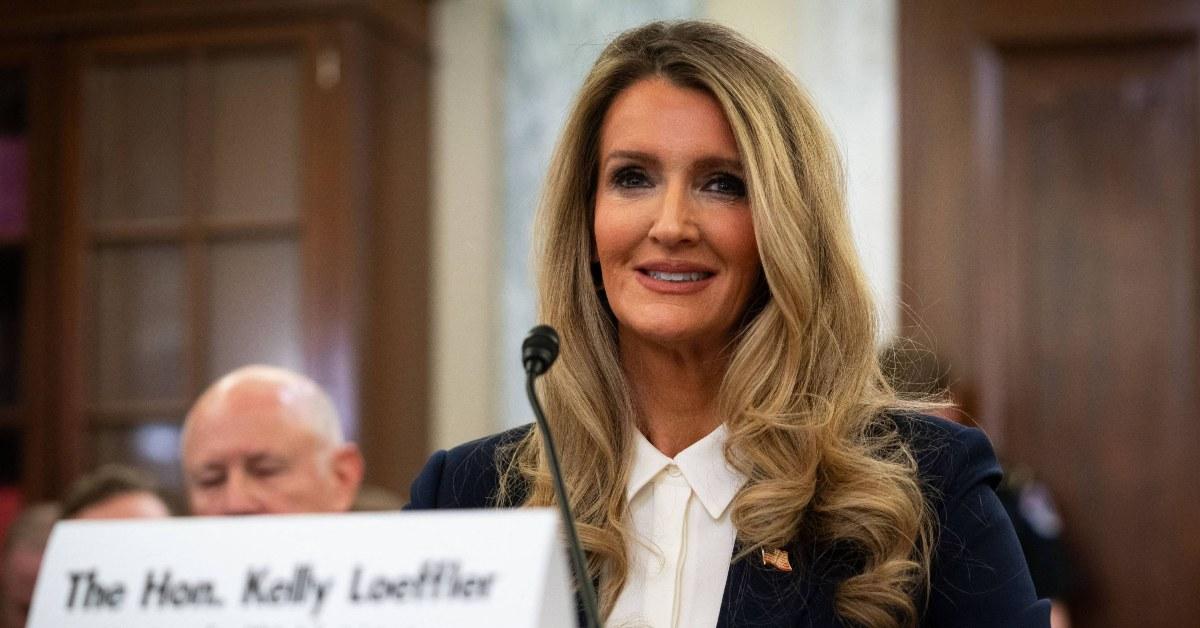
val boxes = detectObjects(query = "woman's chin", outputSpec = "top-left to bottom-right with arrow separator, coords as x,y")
618,320 -> 730,355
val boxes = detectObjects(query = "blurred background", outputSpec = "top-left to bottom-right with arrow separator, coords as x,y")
0,1 -> 1197,626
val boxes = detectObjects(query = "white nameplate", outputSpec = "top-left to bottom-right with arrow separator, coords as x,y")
28,509 -> 573,627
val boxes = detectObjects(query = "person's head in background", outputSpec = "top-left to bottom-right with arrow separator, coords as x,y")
181,365 -> 364,516
60,464 -> 172,520
879,337 -> 974,425
0,502 -> 59,628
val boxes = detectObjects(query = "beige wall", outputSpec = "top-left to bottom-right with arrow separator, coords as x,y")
704,0 -> 802,66
430,0 -> 504,450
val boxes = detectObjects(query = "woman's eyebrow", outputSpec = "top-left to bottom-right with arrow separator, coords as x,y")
601,149 -> 658,167
694,156 -> 744,173
601,151 -> 742,173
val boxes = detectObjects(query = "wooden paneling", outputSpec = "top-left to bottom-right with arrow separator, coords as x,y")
898,0 -> 977,386
998,43 -> 1200,626
902,3 -> 1200,627
1,1 -> 429,55
358,25 -> 431,496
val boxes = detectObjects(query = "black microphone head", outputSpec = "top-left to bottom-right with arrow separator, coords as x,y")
522,324 -> 560,376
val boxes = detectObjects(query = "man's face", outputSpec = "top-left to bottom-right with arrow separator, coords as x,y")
181,387 -> 355,516
2,548 -> 42,628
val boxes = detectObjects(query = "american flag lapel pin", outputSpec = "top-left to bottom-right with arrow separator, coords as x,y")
761,547 -> 792,572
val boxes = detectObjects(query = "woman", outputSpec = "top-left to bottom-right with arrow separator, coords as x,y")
408,20 -> 1047,628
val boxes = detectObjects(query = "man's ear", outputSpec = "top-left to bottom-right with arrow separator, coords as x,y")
330,443 -> 365,511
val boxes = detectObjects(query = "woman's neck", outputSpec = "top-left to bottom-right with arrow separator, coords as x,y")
621,335 -> 727,458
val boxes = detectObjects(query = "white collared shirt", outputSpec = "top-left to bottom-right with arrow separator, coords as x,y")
609,424 -> 747,628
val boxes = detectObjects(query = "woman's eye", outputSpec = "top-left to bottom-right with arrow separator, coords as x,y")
703,173 -> 747,198
612,167 -> 651,189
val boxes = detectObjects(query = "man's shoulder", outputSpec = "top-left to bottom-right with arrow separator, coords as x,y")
406,425 -> 532,510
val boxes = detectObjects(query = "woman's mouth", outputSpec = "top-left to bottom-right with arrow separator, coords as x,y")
644,270 -> 713,282
634,264 -> 717,294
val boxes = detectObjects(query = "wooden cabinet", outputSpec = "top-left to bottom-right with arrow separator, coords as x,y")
0,2 -> 431,505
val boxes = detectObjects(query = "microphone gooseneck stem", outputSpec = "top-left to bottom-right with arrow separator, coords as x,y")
526,374 -> 602,628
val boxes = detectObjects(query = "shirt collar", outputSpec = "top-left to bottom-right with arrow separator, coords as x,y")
626,423 -> 747,519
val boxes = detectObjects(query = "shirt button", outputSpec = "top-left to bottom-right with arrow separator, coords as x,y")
666,465 -> 682,477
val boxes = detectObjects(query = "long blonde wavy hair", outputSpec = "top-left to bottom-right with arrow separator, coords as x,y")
500,20 -> 933,628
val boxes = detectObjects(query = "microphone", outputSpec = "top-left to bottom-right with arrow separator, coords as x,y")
522,324 -> 560,376
522,325 -> 601,628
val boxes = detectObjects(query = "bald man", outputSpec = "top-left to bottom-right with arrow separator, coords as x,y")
181,365 -> 364,515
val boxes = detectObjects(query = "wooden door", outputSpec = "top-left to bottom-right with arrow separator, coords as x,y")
901,3 -> 1200,627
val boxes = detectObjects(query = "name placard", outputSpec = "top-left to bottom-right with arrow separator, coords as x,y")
28,509 -> 573,627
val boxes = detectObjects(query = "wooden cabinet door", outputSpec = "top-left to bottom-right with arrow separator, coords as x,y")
902,2 -> 1200,627
58,25 -> 363,497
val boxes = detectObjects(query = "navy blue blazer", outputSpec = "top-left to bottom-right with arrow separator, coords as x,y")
406,414 -> 1050,627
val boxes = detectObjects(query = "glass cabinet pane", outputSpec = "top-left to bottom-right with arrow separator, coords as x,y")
85,59 -> 186,223
207,238 -> 302,379
91,244 -> 187,403
210,51 -> 301,221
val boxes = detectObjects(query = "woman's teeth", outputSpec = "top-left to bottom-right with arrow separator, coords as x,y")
647,270 -> 708,282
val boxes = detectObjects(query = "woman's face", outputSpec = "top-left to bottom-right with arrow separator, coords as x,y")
593,77 -> 761,352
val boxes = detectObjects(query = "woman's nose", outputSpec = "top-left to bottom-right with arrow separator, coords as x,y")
648,182 -> 699,246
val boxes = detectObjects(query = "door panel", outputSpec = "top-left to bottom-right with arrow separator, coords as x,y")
902,4 -> 1200,627
999,42 -> 1200,627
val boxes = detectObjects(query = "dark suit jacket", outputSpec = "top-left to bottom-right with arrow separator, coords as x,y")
406,414 -> 1050,627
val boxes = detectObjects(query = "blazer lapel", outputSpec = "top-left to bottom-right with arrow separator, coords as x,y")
716,542 -> 819,628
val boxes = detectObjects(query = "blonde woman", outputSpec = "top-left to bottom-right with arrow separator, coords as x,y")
408,20 -> 1047,628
